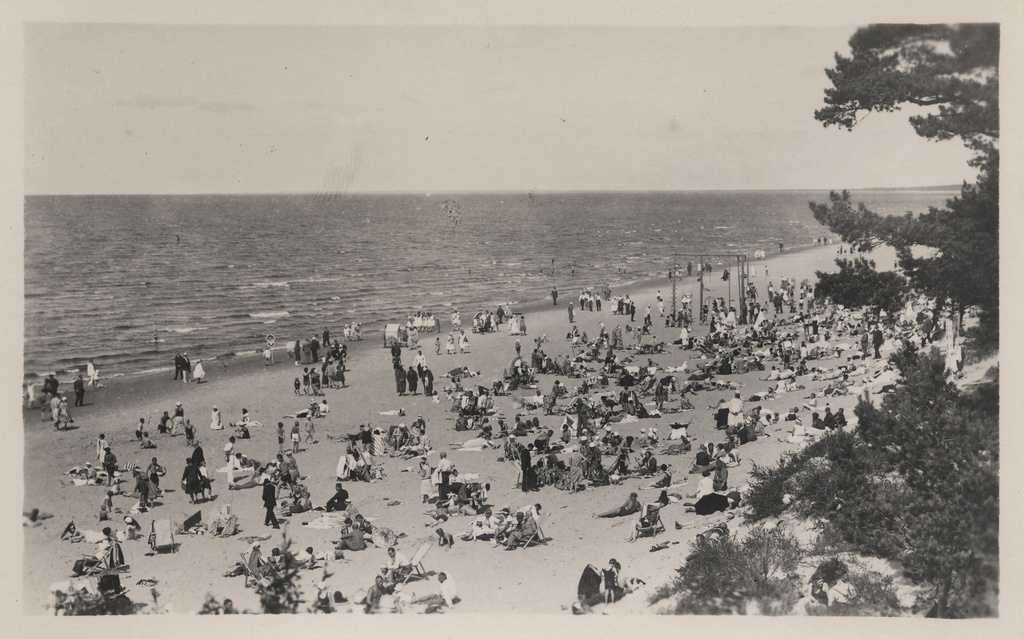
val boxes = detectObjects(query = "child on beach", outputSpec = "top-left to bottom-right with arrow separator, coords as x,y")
184,419 -> 196,447
277,422 -> 286,453
305,415 -> 316,444
294,377 -> 301,395
291,420 -> 301,453
435,336 -> 442,355
302,368 -> 311,395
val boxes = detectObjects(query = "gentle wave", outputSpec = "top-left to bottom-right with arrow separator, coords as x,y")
24,190 -> 950,381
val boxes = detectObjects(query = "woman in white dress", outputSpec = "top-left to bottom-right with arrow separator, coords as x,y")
210,405 -> 223,430
459,331 -> 470,353
192,359 -> 206,383
446,333 -> 457,355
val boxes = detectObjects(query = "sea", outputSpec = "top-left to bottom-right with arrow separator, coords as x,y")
24,190 -> 955,383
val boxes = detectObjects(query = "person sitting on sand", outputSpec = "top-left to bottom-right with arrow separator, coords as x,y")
461,508 -> 503,541
649,464 -> 672,488
99,490 -> 114,521
140,432 -> 156,449
414,572 -> 460,611
593,492 -> 641,519
637,450 -> 658,475
686,470 -> 715,501
363,574 -> 387,614
325,482 -> 350,512
335,518 -> 368,552
157,412 -> 172,435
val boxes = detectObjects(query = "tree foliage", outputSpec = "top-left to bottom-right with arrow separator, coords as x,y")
745,348 -> 998,617
814,257 -> 908,316
810,24 -> 999,342
815,24 -> 998,160
853,349 -> 998,617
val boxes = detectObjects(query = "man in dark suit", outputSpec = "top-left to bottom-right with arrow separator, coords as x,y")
262,479 -> 280,528
73,374 -> 86,407
173,352 -> 185,380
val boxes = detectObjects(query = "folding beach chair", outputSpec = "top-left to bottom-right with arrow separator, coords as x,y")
513,515 -> 549,549
631,505 -> 666,541
402,542 -> 432,584
149,519 -> 176,553
177,510 -> 202,534
239,546 -> 272,588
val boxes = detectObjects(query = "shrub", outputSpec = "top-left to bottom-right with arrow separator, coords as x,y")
657,529 -> 804,615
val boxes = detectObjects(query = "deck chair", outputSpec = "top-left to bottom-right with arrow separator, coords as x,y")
513,515 -> 549,549
402,542 -> 432,584
149,519 -> 176,553
631,505 -> 666,541
239,546 -> 272,588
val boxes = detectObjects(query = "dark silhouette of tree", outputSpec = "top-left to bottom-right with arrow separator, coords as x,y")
815,256 -> 908,317
810,24 -> 999,345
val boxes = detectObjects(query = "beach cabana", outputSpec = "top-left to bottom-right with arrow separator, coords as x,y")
383,324 -> 408,348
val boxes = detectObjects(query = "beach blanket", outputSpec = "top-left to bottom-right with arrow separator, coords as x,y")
304,514 -> 348,530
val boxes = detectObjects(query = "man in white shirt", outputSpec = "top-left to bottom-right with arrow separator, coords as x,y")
385,546 -> 411,582
415,572 -> 459,609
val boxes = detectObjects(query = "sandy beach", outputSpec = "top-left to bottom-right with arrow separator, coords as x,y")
22,242 -> 896,614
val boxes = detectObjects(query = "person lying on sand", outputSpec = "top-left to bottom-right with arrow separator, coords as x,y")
593,492 -> 641,519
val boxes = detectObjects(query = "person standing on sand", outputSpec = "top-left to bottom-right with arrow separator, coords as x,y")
568,302 -> 575,323
261,478 -> 280,528
73,374 -> 86,407
435,336 -> 442,356
293,339 -> 301,365
305,415 -> 315,444
87,359 -> 99,387
96,433 -> 107,461
147,457 -> 165,497
291,420 -> 301,453
394,361 -> 407,396
171,401 -> 185,436
102,447 -> 117,486
173,352 -> 185,380
277,422 -> 286,453
446,333 -> 456,355
552,286 -> 558,305
210,406 -> 223,431
193,359 -> 206,383
872,325 -> 885,359
56,396 -> 73,430
422,366 -> 435,397
407,366 -> 419,395
437,452 -> 455,501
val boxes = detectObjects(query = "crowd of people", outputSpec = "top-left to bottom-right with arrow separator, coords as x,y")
35,252 -> 964,615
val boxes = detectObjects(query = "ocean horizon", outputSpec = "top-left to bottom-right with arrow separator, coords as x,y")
24,189 -> 954,383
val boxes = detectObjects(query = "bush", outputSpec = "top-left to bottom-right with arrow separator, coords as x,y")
744,430 -> 881,523
805,559 -> 905,617
656,529 -> 804,615
746,347 -> 999,617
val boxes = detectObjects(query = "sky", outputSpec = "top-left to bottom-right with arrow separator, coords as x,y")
25,22 -> 979,194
